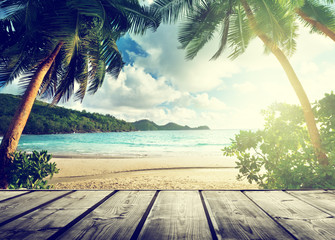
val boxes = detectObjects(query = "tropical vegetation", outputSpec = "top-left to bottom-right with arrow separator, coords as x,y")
153,0 -> 334,166
279,0 -> 335,42
7,150 -> 59,189
0,0 -> 159,188
132,119 -> 209,131
223,92 -> 335,189
0,94 -> 135,134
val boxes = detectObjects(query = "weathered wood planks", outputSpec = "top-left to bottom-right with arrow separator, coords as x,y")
0,190 -> 72,225
203,191 -> 294,239
138,191 -> 212,240
0,191 -> 112,240
0,189 -> 334,240
0,190 -> 30,202
56,190 -> 156,240
245,190 -> 335,240
288,190 -> 335,215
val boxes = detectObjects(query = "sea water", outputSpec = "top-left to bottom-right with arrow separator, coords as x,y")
1,129 -> 241,157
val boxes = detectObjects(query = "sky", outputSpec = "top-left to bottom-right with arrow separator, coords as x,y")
1,6 -> 335,130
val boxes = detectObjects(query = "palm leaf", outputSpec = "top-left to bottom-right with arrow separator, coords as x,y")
227,3 -> 254,60
107,0 -> 160,34
300,0 -> 335,32
153,0 -> 196,23
211,0 -> 235,60
67,0 -> 106,30
178,0 -> 224,60
74,45 -> 89,102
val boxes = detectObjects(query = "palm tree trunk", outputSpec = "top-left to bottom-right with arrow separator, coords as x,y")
0,42 -> 64,189
296,8 -> 335,42
240,0 -> 328,166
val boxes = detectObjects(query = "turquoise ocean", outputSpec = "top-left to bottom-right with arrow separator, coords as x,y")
1,130 -> 241,157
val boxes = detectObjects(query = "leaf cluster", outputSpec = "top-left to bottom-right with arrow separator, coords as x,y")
6,150 -> 59,189
0,0 -> 160,103
154,0 -> 300,60
223,93 -> 335,189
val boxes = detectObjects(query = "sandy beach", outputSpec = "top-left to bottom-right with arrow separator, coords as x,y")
49,155 -> 259,190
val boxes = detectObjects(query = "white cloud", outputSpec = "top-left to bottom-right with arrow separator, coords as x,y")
131,24 -> 239,92
171,92 -> 226,111
81,65 -> 180,110
2,18 -> 335,131
233,81 -> 257,93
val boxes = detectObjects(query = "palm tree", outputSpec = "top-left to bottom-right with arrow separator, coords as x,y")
154,0 -> 328,166
278,0 -> 335,41
0,0 -> 159,188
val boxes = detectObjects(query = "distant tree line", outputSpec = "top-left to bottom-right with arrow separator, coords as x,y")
0,94 -> 135,134
132,119 -> 209,131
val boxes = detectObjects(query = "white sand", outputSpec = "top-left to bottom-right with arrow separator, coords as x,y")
49,155 -> 259,190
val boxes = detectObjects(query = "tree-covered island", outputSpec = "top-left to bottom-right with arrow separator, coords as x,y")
0,94 -> 209,134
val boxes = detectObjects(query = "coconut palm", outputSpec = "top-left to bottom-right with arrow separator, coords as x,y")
154,0 -> 328,165
278,0 -> 335,42
0,0 -> 159,188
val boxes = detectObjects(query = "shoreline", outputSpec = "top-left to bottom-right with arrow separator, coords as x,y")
49,155 -> 259,190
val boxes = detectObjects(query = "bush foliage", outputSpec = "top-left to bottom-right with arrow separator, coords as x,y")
223,92 -> 335,189
7,150 -> 59,189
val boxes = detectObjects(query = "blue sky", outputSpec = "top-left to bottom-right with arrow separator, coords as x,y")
1,10 -> 335,129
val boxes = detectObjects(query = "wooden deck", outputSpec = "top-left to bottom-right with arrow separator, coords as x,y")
0,190 -> 335,239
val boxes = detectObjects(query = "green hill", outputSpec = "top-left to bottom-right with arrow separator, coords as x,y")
132,119 -> 209,131
132,119 -> 159,131
0,94 -> 210,134
0,94 -> 135,134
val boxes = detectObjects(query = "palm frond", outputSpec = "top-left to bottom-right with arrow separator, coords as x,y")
88,60 -> 106,95
39,51 -> 63,99
275,0 -> 305,8
211,0 -> 235,60
17,70 -> 36,94
153,0 -> 196,23
251,0 -> 288,43
249,0 -> 297,55
300,0 -> 335,32
74,46 -> 89,102
227,3 -> 253,60
100,38 -> 123,79
39,61 -> 56,97
52,56 -> 76,104
51,35 -> 80,104
67,0 -> 106,30
107,0 -> 160,34
178,0 -> 224,60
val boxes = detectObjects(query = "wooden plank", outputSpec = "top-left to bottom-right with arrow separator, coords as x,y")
0,191 -> 112,240
203,191 -> 294,239
57,190 -> 156,240
288,190 -> 335,215
0,191 -> 30,201
245,190 -> 335,240
138,191 -> 212,240
0,190 -> 72,224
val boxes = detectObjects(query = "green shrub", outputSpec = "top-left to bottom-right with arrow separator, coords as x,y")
223,93 -> 335,189
7,150 -> 59,189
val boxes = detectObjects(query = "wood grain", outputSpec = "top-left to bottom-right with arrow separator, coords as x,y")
58,190 -> 156,240
245,190 -> 335,240
138,191 -> 212,240
0,191 -> 111,240
0,191 -> 30,201
203,191 -> 294,239
288,190 -> 335,215
0,190 -> 71,224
